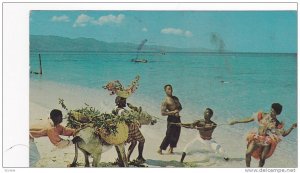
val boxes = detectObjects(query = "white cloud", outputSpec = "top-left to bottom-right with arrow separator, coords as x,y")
73,14 -> 93,27
94,14 -> 125,25
142,27 -> 148,32
51,15 -> 70,22
161,27 -> 193,37
73,14 -> 125,27
161,28 -> 183,35
184,30 -> 193,37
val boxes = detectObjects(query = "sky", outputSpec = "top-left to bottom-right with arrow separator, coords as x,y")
30,11 -> 297,53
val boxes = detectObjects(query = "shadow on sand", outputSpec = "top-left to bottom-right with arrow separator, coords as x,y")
146,159 -> 185,167
145,156 -> 245,168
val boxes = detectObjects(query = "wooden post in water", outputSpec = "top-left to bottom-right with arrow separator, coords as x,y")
38,53 -> 42,75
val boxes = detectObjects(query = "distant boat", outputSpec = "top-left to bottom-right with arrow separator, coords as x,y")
132,39 -> 148,63
131,58 -> 148,63
160,51 -> 166,55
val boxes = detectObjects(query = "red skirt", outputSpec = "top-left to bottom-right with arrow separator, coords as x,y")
246,133 -> 279,160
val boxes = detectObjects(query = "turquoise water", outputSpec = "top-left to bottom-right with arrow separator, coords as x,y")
30,52 -> 297,137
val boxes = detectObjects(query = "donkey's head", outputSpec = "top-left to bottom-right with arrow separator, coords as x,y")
131,110 -> 157,126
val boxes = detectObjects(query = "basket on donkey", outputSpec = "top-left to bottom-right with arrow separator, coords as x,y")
69,110 -> 129,145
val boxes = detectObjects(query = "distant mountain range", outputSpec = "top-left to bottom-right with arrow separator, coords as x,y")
30,35 -> 213,53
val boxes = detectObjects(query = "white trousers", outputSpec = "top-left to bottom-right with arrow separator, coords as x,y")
29,140 -> 40,167
183,135 -> 227,158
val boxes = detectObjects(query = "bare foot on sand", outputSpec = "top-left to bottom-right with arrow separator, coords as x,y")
157,149 -> 162,155
136,156 -> 146,163
168,147 -> 174,154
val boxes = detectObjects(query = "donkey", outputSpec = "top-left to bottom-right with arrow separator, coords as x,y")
69,108 -> 157,167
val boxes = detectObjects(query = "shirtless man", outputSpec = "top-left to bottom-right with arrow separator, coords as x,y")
157,84 -> 182,154
178,108 -> 229,162
230,103 -> 297,167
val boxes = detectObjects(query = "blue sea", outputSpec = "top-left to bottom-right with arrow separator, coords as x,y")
30,52 -> 297,139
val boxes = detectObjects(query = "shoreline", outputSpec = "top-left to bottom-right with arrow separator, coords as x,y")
30,80 -> 297,168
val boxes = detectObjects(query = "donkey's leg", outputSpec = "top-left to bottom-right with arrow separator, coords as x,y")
127,141 -> 137,162
83,152 -> 90,167
115,145 -> 124,167
92,154 -> 101,167
116,143 -> 128,167
92,145 -> 102,167
78,148 -> 90,167
69,143 -> 79,167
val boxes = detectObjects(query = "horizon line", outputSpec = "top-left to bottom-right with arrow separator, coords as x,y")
29,50 -> 297,55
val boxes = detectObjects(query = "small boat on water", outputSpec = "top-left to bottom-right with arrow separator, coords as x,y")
132,39 -> 149,63
131,58 -> 148,63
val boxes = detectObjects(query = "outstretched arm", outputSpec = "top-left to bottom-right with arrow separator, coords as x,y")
30,129 -> 47,138
179,120 -> 205,129
62,126 -> 76,136
229,117 -> 254,125
282,123 -> 297,137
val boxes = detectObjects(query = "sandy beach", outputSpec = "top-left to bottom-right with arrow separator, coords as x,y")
30,80 -> 297,168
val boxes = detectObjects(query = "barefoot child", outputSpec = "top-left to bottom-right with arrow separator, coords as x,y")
29,109 -> 76,167
178,108 -> 229,162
